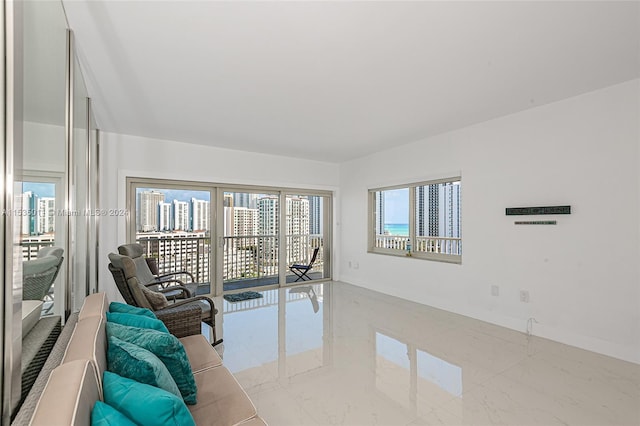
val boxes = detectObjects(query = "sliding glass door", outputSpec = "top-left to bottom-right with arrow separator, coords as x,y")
222,190 -> 280,291
129,179 -> 332,295
284,193 -> 330,284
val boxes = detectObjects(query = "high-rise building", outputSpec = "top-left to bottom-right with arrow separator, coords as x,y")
286,196 -> 310,261
416,183 -> 461,238
309,196 -> 322,235
191,198 -> 210,231
158,202 -> 172,231
138,190 -> 164,232
223,193 -> 234,208
233,193 -> 259,209
439,182 -> 461,238
376,192 -> 385,235
173,200 -> 189,231
258,196 -> 279,236
38,197 -> 56,234
19,191 -> 39,236
234,207 -> 258,237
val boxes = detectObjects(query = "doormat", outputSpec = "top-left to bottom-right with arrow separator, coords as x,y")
223,291 -> 264,303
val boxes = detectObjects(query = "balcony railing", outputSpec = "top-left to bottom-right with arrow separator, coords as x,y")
375,235 -> 462,256
137,235 -> 211,283
223,234 -> 323,282
21,238 -> 55,261
137,233 -> 324,285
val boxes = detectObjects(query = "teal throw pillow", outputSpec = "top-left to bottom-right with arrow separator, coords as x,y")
103,371 -> 195,426
106,311 -> 169,333
107,336 -> 181,398
91,401 -> 137,426
106,322 -> 197,404
109,301 -> 156,319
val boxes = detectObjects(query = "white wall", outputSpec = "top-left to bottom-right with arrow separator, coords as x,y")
99,133 -> 340,303
339,79 -> 640,364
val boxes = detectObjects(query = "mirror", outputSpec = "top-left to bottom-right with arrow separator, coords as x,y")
21,0 -> 68,317
71,54 -> 90,311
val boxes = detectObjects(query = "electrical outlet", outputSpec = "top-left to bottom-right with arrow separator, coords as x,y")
353,262 -> 359,270
520,290 -> 530,303
491,285 -> 499,296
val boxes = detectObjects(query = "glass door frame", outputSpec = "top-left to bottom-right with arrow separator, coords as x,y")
127,178 -> 333,296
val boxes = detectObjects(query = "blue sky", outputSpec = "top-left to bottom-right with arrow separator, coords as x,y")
23,182 -> 55,197
384,188 -> 409,224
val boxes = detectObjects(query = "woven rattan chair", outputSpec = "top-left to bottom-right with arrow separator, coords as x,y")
108,252 -> 222,345
23,247 -> 64,301
118,243 -> 199,299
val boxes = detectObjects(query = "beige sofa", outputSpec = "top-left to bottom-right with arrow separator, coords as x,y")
29,292 -> 266,426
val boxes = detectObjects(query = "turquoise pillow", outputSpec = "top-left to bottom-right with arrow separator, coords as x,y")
107,336 -> 181,398
109,301 -> 156,319
106,312 -> 169,333
106,322 -> 197,404
103,371 -> 195,426
91,401 -> 137,426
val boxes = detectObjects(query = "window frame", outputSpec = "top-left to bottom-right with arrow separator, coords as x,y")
367,176 -> 462,264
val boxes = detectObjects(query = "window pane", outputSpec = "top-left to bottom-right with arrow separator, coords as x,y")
374,188 -> 409,250
135,187 -> 211,291
414,181 -> 461,255
223,191 -> 279,291
286,195 -> 327,283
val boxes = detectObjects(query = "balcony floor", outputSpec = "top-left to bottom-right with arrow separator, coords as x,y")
195,272 -> 325,293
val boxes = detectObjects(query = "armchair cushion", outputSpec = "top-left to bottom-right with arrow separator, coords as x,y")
107,336 -> 181,398
103,371 -> 195,426
109,301 -> 156,318
106,312 -> 169,333
106,322 -> 198,404
91,401 -> 137,426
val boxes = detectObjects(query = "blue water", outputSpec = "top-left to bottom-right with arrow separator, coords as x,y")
385,223 -> 408,236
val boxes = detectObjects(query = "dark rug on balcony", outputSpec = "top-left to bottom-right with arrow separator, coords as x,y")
223,291 -> 264,303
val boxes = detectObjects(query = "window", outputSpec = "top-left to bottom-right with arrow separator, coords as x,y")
369,177 -> 461,263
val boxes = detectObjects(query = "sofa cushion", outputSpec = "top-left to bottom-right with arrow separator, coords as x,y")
108,301 -> 156,318
107,322 -> 198,404
78,292 -> 109,321
106,311 -> 169,333
91,401 -> 137,426
179,334 -> 223,373
103,371 -> 196,426
22,300 -> 43,335
62,315 -> 107,395
107,336 -> 181,398
189,365 -> 258,426
30,359 -> 100,426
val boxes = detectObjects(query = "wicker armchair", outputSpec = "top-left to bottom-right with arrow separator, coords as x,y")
108,253 -> 222,345
117,243 -> 199,299
23,247 -> 64,301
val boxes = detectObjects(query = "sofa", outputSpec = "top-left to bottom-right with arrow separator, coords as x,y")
28,292 -> 266,425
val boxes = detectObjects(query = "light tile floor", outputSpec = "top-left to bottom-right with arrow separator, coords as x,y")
212,282 -> 640,426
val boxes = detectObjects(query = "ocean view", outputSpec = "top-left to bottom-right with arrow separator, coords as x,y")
385,223 -> 409,236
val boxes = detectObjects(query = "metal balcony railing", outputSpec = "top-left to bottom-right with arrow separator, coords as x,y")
137,233 -> 324,285
375,235 -> 462,256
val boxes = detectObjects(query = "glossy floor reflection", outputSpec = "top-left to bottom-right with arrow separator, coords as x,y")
214,282 -> 640,426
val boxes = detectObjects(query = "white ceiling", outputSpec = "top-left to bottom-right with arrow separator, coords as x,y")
62,1 -> 640,163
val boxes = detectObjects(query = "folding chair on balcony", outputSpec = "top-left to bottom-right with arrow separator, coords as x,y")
118,243 -> 199,300
289,247 -> 320,282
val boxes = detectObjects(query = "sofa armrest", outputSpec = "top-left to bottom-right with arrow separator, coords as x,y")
155,304 -> 202,338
